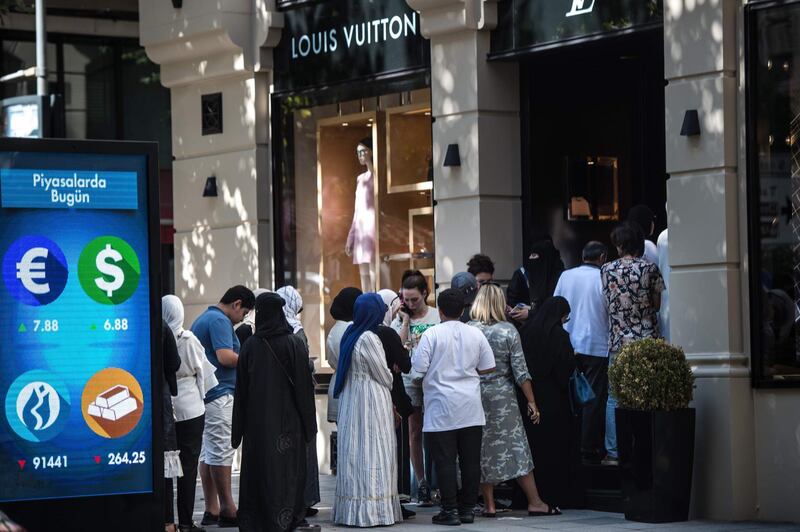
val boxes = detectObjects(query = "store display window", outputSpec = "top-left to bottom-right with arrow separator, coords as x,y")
275,89 -> 434,365
746,0 -> 800,386
565,155 -> 620,221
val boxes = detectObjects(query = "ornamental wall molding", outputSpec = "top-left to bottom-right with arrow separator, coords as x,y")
138,0 -> 283,87
405,0 -> 499,37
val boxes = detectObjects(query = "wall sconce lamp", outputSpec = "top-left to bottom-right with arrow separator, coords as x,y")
680,110 -> 701,137
443,144 -> 461,167
203,176 -> 218,197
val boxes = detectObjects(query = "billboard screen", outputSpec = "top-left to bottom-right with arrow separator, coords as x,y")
0,140 -> 159,502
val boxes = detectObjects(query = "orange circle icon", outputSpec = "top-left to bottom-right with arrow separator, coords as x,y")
81,368 -> 144,439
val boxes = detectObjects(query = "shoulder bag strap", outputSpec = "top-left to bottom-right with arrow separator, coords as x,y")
260,337 -> 296,389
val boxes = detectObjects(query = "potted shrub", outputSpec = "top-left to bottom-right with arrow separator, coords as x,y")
608,338 -> 695,523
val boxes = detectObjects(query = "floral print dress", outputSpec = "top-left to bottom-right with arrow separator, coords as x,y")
470,320 -> 534,483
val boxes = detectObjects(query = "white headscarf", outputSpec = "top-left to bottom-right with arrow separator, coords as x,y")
161,294 -> 219,408
240,288 -> 270,331
378,289 -> 399,326
277,285 -> 304,334
162,294 -> 185,335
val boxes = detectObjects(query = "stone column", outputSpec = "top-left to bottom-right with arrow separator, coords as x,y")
663,0 -> 756,519
138,0 -> 282,321
407,0 -> 522,285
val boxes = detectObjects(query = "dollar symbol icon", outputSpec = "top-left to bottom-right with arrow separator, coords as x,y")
94,244 -> 125,298
78,237 -> 141,305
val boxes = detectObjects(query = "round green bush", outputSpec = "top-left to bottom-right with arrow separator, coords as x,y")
608,338 -> 695,411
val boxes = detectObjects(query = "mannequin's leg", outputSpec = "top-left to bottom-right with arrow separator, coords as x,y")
359,262 -> 375,292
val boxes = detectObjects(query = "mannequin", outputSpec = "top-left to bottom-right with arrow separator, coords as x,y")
345,137 -> 377,292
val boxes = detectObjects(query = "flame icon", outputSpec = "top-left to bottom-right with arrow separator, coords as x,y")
16,382 -> 60,432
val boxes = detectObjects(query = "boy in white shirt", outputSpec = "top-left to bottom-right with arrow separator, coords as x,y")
411,289 -> 495,526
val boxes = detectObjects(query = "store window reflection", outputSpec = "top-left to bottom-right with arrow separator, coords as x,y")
278,89 -> 434,366
748,2 -> 800,385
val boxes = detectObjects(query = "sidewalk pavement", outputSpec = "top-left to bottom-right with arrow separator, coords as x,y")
199,473 -> 797,532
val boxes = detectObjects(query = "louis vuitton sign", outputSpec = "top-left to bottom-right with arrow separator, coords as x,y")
491,0 -> 663,57
274,0 -> 429,93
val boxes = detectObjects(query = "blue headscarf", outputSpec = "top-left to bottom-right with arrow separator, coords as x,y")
333,293 -> 387,398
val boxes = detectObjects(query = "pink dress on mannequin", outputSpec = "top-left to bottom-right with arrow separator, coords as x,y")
347,169 -> 376,265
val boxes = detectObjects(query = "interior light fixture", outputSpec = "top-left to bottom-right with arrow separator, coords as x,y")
342,122 -> 349,127
680,110 -> 701,137
443,144 -> 461,167
203,176 -> 218,197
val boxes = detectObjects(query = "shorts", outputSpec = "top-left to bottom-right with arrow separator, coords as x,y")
403,372 -> 424,409
199,394 -> 235,467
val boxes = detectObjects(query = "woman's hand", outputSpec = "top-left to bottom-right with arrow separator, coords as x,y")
527,402 -> 541,424
393,407 -> 402,429
510,306 -> 529,322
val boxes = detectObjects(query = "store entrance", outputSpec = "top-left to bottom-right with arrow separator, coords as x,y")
521,29 -> 666,511
523,29 -> 666,267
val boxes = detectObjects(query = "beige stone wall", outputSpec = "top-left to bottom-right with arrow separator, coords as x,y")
139,0 -> 281,324
409,0 -> 522,285
664,0 -> 758,520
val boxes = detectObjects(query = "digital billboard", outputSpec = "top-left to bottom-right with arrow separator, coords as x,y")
0,139 -> 160,503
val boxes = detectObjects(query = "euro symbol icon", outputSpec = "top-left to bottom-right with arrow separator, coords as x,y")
16,247 -> 50,295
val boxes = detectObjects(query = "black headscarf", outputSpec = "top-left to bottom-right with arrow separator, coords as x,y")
524,236 -> 565,307
254,292 -> 293,338
330,287 -> 362,321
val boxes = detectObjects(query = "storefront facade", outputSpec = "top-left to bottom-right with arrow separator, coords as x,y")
0,2 -> 176,295
136,0 -> 800,522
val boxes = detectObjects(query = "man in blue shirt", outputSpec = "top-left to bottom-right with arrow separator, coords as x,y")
191,285 -> 255,528
553,241 -> 609,465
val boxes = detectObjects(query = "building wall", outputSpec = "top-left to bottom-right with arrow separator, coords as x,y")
139,0 -> 281,324
753,390 -> 800,522
131,0 -> 800,522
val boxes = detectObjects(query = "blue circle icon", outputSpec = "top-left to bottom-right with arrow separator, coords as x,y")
4,370 -> 71,442
2,235 -> 69,306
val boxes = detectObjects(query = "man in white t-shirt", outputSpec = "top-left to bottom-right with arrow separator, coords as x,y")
411,289 -> 495,526
553,241 -> 609,464
657,228 -> 670,342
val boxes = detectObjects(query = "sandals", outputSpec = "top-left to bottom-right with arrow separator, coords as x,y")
529,504 -> 562,517
479,511 -> 496,518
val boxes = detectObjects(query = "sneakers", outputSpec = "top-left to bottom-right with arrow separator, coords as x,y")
458,510 -> 475,524
432,509 -> 461,526
218,514 -> 238,528
178,524 -> 205,532
601,455 -> 619,467
401,505 -> 417,520
417,480 -> 434,507
199,512 -> 217,527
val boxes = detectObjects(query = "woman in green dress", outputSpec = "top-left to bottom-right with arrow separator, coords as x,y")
470,283 -> 560,517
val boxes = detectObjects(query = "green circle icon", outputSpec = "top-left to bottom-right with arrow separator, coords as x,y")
78,236 -> 141,305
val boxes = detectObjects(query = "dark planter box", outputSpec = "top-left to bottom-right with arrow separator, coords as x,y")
616,408 -> 695,523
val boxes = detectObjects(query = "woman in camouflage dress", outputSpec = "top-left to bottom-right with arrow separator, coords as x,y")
470,284 -> 560,517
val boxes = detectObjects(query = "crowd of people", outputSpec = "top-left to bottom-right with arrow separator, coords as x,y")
157,204 -> 669,531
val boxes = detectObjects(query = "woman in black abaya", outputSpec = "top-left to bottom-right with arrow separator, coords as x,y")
519,296 -> 576,509
507,237 -> 565,323
232,292 -> 317,532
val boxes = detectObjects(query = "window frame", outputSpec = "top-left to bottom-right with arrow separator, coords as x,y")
745,0 -> 800,389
